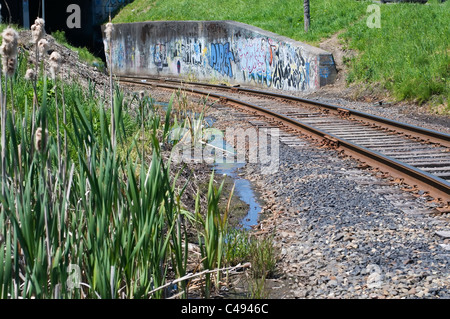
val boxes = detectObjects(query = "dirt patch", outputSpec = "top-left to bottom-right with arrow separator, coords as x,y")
318,30 -> 354,95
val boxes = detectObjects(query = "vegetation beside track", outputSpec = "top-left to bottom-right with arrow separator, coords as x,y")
113,0 -> 449,110
0,24 -> 276,298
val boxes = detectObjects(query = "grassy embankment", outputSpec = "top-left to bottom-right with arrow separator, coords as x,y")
113,0 -> 449,111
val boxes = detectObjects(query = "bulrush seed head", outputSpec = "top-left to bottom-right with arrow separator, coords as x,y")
35,127 -> 49,152
0,27 -> 19,57
25,68 -> 37,81
1,27 -> 19,76
49,51 -> 62,80
105,22 -> 114,42
35,18 -> 45,27
38,38 -> 49,56
4,57 -> 17,76
35,128 -> 42,151
31,18 -> 46,43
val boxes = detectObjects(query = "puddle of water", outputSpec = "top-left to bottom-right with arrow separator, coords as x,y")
214,159 -> 262,231
157,98 -> 261,230
206,132 -> 262,230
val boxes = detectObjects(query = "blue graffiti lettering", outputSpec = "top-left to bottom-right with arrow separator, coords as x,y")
209,42 -> 234,77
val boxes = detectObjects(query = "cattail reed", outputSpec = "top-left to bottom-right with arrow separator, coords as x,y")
38,38 -> 49,56
30,18 -> 46,133
49,51 -> 61,80
31,18 -> 45,44
26,67 -> 39,136
1,27 -> 19,195
105,20 -> 116,148
49,51 -> 63,175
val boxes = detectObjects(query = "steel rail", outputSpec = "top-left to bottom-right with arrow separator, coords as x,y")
119,75 -> 450,148
118,76 -> 450,204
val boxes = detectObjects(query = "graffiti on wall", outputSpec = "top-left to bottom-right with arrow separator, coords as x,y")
125,34 -> 135,67
114,41 -> 125,69
233,37 -> 316,91
209,42 -> 235,78
271,46 -> 308,91
153,43 -> 168,71
108,25 -> 329,91
151,39 -> 208,73
235,37 -> 273,87
182,39 -> 204,66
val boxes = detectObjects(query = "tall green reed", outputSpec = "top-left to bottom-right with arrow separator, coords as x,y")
0,30 -> 230,299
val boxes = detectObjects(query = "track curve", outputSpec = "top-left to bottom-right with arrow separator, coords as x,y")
117,76 -> 450,205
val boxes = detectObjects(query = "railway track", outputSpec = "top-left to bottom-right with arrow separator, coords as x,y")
117,75 -> 450,206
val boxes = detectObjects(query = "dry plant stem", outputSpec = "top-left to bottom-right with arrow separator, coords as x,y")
61,81 -> 67,178
63,163 -> 75,227
54,78 -> 62,180
31,82 -> 38,144
31,46 -> 40,146
9,79 -> 15,124
43,195 -> 51,270
109,41 -> 115,149
7,77 -> 21,220
147,263 -> 251,297
0,73 -> 3,190
34,45 -> 39,91
39,77 -> 52,271
1,73 -> 7,197
141,99 -> 144,161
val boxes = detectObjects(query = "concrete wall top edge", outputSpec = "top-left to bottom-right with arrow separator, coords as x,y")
104,20 -> 332,56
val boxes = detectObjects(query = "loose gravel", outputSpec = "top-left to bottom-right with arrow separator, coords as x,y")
242,127 -> 450,299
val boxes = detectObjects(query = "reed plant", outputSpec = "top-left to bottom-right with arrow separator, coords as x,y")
195,172 -> 230,298
0,24 -> 232,299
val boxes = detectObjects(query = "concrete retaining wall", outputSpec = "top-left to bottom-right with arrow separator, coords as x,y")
104,20 -> 337,92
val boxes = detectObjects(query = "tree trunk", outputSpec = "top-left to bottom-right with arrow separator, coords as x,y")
304,0 -> 310,32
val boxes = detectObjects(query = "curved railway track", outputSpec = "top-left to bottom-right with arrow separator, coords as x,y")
117,75 -> 450,206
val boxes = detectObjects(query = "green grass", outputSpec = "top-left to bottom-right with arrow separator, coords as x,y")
342,0 -> 449,107
112,0 -> 368,45
224,229 -> 277,298
113,0 -> 449,107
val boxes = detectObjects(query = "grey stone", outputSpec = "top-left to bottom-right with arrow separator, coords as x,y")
435,231 -> 450,239
327,280 -> 338,287
333,233 -> 345,241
